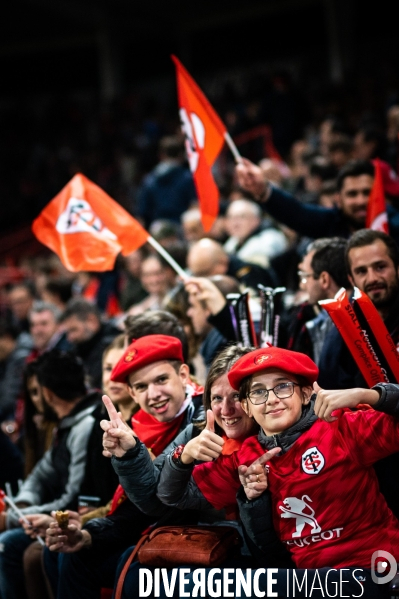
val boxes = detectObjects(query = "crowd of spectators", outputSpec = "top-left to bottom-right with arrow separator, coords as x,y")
0,65 -> 399,599
1,65 -> 399,235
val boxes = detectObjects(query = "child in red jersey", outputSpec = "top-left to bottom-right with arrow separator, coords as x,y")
157,346 -> 399,597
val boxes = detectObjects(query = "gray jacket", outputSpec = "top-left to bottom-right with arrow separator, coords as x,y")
7,394 -> 98,528
156,445 -> 214,512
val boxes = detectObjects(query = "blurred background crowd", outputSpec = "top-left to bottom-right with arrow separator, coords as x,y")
0,1 -> 398,596
1,0 -> 399,472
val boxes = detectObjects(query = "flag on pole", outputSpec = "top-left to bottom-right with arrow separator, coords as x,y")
32,173 -> 149,272
172,55 -> 226,231
366,159 -> 389,233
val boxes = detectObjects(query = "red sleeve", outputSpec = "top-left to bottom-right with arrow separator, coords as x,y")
335,409 -> 399,468
192,453 -> 241,511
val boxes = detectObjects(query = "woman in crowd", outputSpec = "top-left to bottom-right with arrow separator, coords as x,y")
22,361 -> 57,476
101,334 -> 138,424
156,346 -> 399,598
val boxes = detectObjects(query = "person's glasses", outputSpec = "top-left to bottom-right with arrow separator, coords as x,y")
297,271 -> 318,285
248,382 -> 299,405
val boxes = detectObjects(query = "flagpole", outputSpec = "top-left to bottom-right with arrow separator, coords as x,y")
147,236 -> 188,280
224,132 -> 242,163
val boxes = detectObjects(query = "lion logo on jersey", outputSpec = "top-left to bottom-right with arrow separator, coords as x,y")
179,108 -> 205,174
279,495 -> 321,538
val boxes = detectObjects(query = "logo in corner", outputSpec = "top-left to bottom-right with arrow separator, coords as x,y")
371,550 -> 398,584
301,446 -> 325,475
124,349 -> 137,363
254,354 -> 272,366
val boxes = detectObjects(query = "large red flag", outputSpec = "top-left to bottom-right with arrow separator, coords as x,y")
172,55 -> 226,231
366,159 -> 389,233
32,174 -> 149,272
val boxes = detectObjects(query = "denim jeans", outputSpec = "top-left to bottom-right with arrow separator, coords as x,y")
0,528 -> 34,599
43,545 -> 121,599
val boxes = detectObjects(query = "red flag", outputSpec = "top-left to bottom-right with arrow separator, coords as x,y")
32,174 -> 149,272
172,55 -> 226,231
366,159 -> 389,233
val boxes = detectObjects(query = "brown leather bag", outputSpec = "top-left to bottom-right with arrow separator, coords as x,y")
114,525 -> 241,599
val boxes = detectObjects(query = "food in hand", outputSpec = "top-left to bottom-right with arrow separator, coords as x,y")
55,510 -> 69,530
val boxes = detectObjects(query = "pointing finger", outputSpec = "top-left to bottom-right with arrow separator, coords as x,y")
252,447 -> 281,467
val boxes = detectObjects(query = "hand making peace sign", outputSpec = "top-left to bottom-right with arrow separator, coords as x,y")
100,395 -> 137,458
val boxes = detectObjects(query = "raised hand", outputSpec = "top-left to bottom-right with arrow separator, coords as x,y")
180,410 -> 224,464
238,447 -> 281,500
235,157 -> 269,200
100,395 -> 137,458
46,510 -> 88,553
184,278 -> 226,315
313,382 -> 380,422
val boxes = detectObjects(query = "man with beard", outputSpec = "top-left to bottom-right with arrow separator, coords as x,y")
319,229 -> 399,524
346,229 -> 399,318
235,158 -> 399,243
318,229 -> 399,390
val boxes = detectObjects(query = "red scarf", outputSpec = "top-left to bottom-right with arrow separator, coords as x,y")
221,435 -> 243,455
131,409 -> 186,456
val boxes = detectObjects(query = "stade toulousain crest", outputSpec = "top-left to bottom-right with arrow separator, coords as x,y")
301,447 -> 325,475
55,197 -> 117,240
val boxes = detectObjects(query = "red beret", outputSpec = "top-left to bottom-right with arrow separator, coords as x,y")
228,346 -> 318,390
110,334 -> 184,384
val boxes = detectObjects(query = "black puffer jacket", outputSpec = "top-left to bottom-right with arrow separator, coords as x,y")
85,395 -> 205,551
111,395 -> 206,516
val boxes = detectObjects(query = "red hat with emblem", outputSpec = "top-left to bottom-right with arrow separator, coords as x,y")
228,346 -> 319,390
110,334 -> 184,384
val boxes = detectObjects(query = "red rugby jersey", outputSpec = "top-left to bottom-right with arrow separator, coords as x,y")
237,409 -> 399,568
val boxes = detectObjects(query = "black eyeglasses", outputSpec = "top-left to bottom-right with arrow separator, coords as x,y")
248,382 -> 299,405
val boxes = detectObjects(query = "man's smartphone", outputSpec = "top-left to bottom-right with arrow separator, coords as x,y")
78,495 -> 101,515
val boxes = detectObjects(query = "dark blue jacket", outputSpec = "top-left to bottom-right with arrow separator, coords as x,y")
136,162 -> 196,226
265,187 -> 399,243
